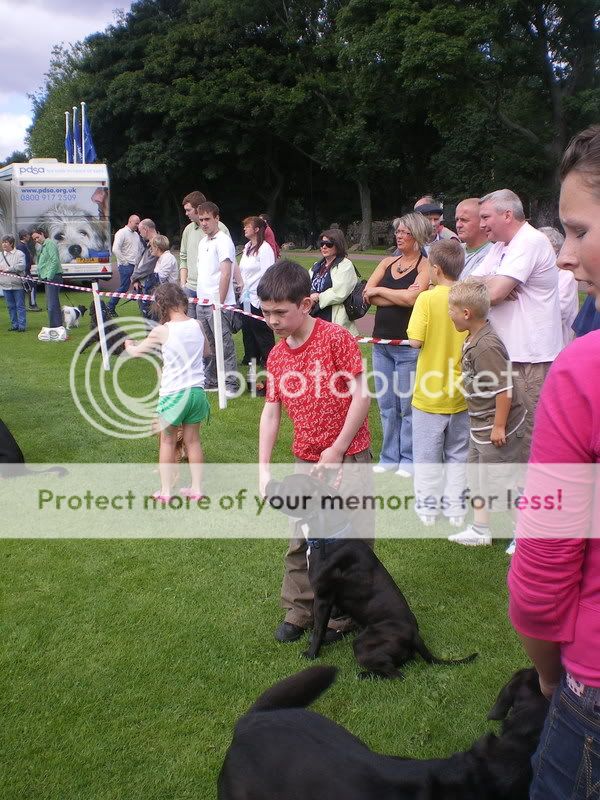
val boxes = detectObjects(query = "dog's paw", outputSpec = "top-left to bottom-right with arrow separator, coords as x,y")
302,650 -> 318,661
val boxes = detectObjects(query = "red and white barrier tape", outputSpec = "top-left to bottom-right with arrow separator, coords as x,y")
1,271 -> 409,343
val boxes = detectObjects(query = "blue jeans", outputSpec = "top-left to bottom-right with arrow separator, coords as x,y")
138,273 -> 159,319
372,344 -> 417,468
108,263 -> 135,312
184,286 -> 197,318
530,673 -> 600,800
45,281 -> 62,328
4,288 -> 26,330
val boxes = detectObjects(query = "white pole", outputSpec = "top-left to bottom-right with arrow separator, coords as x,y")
72,106 -> 78,164
212,295 -> 227,409
92,281 -> 111,371
81,101 -> 86,165
65,111 -> 70,163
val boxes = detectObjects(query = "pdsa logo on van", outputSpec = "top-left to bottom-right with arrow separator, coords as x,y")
19,166 -> 45,175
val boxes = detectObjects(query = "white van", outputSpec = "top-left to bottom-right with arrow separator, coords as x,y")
0,158 -> 112,282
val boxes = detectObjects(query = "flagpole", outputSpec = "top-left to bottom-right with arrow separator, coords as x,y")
72,106 -> 78,163
65,112 -> 70,163
81,101 -> 86,165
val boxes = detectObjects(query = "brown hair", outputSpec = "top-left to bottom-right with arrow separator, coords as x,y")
196,201 -> 219,218
559,125 -> 600,199
151,282 -> 189,324
257,260 -> 311,304
428,239 -> 465,280
243,216 -> 266,255
182,191 -> 207,208
318,228 -> 347,259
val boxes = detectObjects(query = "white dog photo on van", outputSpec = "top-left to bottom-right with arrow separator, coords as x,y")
36,203 -> 108,262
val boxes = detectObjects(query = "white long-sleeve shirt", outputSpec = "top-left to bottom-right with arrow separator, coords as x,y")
112,226 -> 143,266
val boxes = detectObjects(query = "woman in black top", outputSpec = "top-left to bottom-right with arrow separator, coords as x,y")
364,213 -> 432,476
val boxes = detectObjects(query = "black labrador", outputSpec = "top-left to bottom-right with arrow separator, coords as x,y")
218,665 -> 549,800
80,300 -> 126,356
267,474 -> 476,678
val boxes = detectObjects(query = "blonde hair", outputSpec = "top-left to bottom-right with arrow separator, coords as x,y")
392,212 -> 433,249
449,279 -> 490,320
152,234 -> 170,253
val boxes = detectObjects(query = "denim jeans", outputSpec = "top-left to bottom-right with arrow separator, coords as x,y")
530,673 -> 600,800
184,286 -> 197,318
45,281 -> 62,328
372,344 -> 417,469
108,263 -> 135,312
4,288 -> 27,330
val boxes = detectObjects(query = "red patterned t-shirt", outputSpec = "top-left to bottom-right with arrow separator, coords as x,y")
265,319 -> 371,462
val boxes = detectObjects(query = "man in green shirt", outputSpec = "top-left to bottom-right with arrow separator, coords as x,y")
32,227 -> 63,329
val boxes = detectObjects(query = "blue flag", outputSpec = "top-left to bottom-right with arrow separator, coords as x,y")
65,123 -> 74,164
73,106 -> 83,163
83,114 -> 97,163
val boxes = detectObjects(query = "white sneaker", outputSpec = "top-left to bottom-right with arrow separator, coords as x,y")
395,467 -> 412,478
417,514 -> 437,527
505,538 -> 516,556
373,465 -> 393,474
448,516 -> 465,528
448,526 -> 492,546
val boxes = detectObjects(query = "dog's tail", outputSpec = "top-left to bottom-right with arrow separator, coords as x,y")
249,666 -> 337,713
415,634 -> 478,666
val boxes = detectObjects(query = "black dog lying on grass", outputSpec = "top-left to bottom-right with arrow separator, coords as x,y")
266,474 -> 476,678
218,666 -> 549,800
79,300 -> 126,356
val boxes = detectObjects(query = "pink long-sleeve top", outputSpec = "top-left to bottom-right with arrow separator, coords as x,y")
508,330 -> 600,686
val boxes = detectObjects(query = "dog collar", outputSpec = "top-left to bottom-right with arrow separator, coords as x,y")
307,522 -> 352,549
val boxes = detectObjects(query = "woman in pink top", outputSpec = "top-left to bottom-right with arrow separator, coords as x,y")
508,125 -> 600,798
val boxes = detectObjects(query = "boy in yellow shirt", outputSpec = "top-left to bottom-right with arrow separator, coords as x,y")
407,240 -> 469,526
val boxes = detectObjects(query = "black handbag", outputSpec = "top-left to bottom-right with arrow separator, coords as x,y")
344,266 -> 370,321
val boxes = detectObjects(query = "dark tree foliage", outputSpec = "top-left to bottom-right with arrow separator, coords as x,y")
26,0 -> 599,243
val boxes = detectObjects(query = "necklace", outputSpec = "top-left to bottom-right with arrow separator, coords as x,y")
392,256 -> 420,275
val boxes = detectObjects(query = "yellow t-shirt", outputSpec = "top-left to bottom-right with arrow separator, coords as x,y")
407,285 -> 467,414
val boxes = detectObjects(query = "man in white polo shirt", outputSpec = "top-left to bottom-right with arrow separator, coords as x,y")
195,201 -> 239,395
472,188 -> 562,461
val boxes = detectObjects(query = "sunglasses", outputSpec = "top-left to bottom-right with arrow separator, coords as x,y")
319,240 -> 335,248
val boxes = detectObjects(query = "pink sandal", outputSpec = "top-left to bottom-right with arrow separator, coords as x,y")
180,487 -> 206,501
152,491 -> 172,503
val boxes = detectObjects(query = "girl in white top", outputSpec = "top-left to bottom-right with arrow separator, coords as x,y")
151,234 -> 179,284
238,216 -> 276,393
125,283 -> 209,502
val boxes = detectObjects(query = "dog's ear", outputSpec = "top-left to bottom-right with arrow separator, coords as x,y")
487,668 -> 536,720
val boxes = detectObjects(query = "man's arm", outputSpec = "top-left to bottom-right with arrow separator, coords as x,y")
259,401 -> 282,494
486,275 -> 520,305
112,229 -> 124,263
319,371 -> 370,465
219,259 -> 233,304
408,339 -> 423,349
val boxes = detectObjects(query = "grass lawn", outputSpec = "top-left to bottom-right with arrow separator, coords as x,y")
0,291 -> 525,800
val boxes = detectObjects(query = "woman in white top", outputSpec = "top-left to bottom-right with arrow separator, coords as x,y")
150,235 -> 179,284
125,283 -> 209,502
239,216 -> 276,394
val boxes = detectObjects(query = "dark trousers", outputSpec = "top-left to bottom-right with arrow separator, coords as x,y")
108,263 -> 135,312
241,304 -> 275,368
46,281 -> 62,328
138,273 -> 159,319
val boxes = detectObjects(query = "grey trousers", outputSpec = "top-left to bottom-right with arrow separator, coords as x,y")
195,304 -> 238,391
280,448 -> 374,631
412,407 -> 469,518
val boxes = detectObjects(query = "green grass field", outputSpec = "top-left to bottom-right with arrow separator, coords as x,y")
0,291 -> 526,800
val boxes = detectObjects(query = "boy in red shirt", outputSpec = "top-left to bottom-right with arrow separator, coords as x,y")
258,260 -> 373,643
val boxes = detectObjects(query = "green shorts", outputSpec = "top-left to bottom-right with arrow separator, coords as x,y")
157,387 -> 210,427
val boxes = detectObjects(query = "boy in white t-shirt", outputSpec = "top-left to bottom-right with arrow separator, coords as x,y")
195,201 -> 239,395
151,235 -> 179,284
